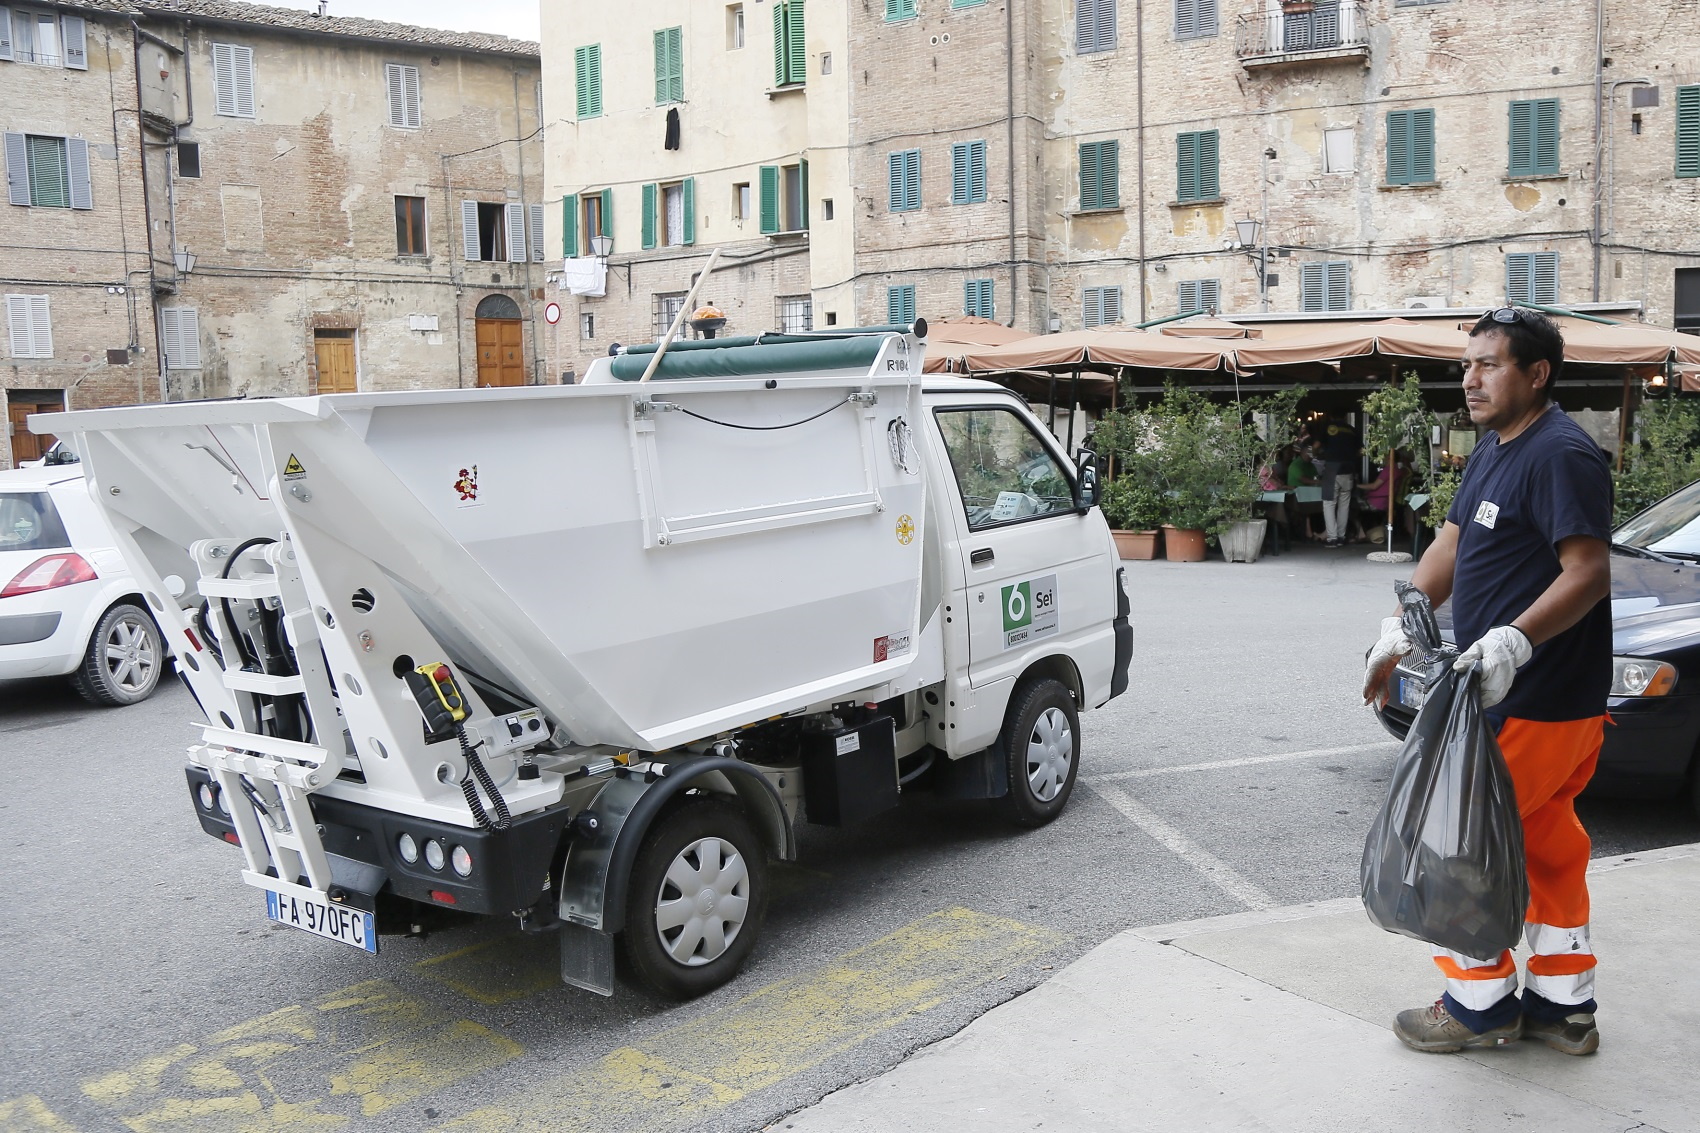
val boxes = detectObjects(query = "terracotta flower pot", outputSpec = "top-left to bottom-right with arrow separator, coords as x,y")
1161,525 -> 1208,562
1112,529 -> 1161,560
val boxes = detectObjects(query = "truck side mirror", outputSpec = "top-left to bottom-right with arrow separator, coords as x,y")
1075,449 -> 1099,512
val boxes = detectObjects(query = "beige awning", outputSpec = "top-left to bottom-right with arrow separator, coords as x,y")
922,315 -> 1034,373
1159,316 -> 1262,339
958,326 -> 1235,372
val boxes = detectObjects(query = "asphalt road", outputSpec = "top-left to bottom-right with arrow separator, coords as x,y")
4,545 -> 1696,1132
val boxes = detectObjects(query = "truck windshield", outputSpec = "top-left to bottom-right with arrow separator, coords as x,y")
0,492 -> 71,553
935,407 -> 1076,531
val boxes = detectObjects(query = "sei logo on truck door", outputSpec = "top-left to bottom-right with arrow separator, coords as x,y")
1002,574 -> 1059,649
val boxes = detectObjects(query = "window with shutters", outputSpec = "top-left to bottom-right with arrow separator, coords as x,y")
1173,0 -> 1217,40
773,1 -> 805,86
1075,0 -> 1115,53
4,132 -> 91,210
887,285 -> 917,325
1299,261 -> 1351,312
574,44 -> 602,118
1078,140 -> 1119,210
1177,278 -> 1219,315
158,306 -> 201,369
758,164 -> 806,233
964,279 -> 995,320
653,27 -> 683,104
211,42 -> 256,119
778,295 -> 813,333
951,140 -> 987,204
1508,98 -> 1559,177
463,200 -> 527,262
3,9 -> 87,68
583,191 -> 609,245
384,63 -> 422,128
886,0 -> 918,21
5,293 -> 51,358
953,0 -> 987,8
1083,286 -> 1122,327
888,149 -> 921,212
529,203 -> 545,263
1175,130 -> 1219,202
394,196 -> 427,256
1677,85 -> 1700,179
1505,252 -> 1558,305
654,180 -> 695,246
1385,108 -> 1435,185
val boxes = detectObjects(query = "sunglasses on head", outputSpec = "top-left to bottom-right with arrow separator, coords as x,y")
1488,306 -> 1531,325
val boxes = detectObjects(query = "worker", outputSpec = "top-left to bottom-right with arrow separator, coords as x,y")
1362,307 -> 1612,1056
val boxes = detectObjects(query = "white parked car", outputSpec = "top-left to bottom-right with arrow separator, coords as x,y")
0,466 -> 167,704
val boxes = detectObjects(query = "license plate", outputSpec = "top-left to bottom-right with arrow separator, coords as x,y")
266,889 -> 377,954
1397,676 -> 1426,710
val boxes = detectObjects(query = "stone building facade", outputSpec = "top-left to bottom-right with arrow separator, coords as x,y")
541,0 -> 1698,375
2,0 -> 542,468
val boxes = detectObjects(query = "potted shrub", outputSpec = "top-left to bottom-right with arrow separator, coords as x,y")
1215,386 -> 1305,563
1361,373 -> 1437,559
1101,476 -> 1164,560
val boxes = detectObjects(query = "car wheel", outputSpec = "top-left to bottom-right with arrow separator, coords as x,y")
997,677 -> 1080,828
621,798 -> 768,1000
71,603 -> 163,706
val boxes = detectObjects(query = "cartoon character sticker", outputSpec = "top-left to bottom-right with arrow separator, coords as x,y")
454,465 -> 480,508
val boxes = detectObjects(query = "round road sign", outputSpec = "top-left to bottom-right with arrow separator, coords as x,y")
544,302 -> 562,325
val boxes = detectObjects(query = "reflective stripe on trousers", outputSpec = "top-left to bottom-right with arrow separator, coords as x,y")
1432,715 -> 1604,1009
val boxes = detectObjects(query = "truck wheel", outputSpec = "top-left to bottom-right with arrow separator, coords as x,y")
71,603 -> 163,707
997,678 -> 1080,828
622,797 -> 769,1000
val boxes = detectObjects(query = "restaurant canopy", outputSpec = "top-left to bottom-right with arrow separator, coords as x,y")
921,315 -> 1033,372
953,326 -> 1238,373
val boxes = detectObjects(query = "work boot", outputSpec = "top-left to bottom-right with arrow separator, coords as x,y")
1393,998 -> 1522,1053
1523,1012 -> 1600,1055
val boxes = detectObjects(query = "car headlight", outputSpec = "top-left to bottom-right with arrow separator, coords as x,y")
1610,657 -> 1678,697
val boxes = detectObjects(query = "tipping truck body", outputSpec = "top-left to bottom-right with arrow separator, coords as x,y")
36,324 -> 1132,998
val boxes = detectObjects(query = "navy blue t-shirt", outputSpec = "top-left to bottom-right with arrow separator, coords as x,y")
1446,403 -> 1613,722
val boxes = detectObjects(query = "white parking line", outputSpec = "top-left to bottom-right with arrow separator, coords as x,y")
1086,740 -> 1399,784
1084,781 -> 1277,911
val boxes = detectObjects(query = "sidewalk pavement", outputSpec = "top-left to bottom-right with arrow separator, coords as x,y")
781,844 -> 1700,1133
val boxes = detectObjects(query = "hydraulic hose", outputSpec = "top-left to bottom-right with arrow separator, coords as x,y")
457,726 -> 512,831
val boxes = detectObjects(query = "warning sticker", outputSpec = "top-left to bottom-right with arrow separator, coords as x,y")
873,633 -> 912,663
454,465 -> 480,508
835,732 -> 861,755
1001,574 -> 1059,650
282,454 -> 307,480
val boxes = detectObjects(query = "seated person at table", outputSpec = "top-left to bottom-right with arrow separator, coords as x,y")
1360,452 -> 1412,543
1286,444 -> 1325,542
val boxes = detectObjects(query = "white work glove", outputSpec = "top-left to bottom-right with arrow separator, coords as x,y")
1363,616 -> 1413,708
1454,626 -> 1534,708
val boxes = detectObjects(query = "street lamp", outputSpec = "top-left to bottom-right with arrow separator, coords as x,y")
1234,218 -> 1267,311
589,233 -> 613,260
173,248 -> 196,274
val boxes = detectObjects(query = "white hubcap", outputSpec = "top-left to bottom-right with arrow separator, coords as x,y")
653,836 -> 751,966
103,618 -> 156,691
1025,707 -> 1073,803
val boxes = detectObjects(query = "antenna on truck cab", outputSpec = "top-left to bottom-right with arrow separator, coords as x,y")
638,247 -> 723,384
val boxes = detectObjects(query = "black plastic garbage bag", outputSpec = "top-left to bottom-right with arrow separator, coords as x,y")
1360,581 -> 1528,961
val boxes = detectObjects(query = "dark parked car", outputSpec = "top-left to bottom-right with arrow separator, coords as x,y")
1376,479 -> 1700,816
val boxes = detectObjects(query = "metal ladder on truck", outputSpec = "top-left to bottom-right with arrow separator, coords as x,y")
187,537 -> 346,901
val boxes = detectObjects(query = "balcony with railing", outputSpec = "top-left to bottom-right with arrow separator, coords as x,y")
1235,1 -> 1371,69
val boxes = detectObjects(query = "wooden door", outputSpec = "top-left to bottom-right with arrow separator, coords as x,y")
314,335 -> 358,394
7,393 -> 64,464
476,318 -> 526,387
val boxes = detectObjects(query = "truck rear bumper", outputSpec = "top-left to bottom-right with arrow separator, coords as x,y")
185,766 -> 575,917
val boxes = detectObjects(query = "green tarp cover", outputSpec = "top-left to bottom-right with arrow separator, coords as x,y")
608,336 -> 887,381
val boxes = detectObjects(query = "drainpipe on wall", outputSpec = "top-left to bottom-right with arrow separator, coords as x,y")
1134,0 -> 1148,323
1590,0 -> 1604,301
512,68 -> 541,384
1005,0 -> 1017,327
442,153 -> 465,389
130,20 -> 168,401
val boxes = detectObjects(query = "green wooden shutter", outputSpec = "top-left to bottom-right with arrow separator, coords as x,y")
904,150 -> 920,210
798,158 -> 809,229
1101,141 -> 1119,207
787,0 -> 807,85
970,141 -> 986,202
887,0 -> 916,20
1326,261 -> 1350,310
654,30 -> 668,103
1386,111 -> 1411,184
1410,109 -> 1435,183
1509,99 -> 1536,176
1176,132 -> 1197,201
1300,263 -> 1324,311
887,285 -> 916,323
773,3 -> 787,84
682,177 -> 696,244
601,188 -> 613,240
1198,130 -> 1219,199
964,279 -> 994,319
575,45 -> 602,118
1532,252 -> 1558,303
1677,85 -> 1700,178
1506,253 -> 1532,303
759,165 -> 779,233
641,183 -> 657,249
562,193 -> 578,257
1533,99 -> 1559,175
952,143 -> 969,203
1079,142 -> 1101,209
669,28 -> 684,102
889,152 -> 905,210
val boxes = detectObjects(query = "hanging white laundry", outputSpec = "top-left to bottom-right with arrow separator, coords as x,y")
562,257 -> 605,297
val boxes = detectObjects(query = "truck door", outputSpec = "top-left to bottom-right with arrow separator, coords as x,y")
930,399 -> 1109,691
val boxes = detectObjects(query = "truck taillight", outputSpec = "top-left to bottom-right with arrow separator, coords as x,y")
1,553 -> 97,598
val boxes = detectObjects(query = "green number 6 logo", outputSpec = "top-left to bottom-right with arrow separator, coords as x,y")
1002,581 -> 1032,631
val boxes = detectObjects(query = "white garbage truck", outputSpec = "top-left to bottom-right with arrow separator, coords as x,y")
36,321 -> 1131,998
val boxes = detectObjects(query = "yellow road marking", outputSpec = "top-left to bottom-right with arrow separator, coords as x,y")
414,936 -> 562,1006
77,979 -> 521,1132
445,906 -> 1064,1133
0,1096 -> 79,1132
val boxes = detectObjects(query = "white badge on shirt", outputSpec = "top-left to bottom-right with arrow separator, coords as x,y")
1473,500 -> 1500,530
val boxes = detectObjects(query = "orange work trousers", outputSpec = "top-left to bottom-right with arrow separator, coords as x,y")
1432,715 -> 1604,1011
